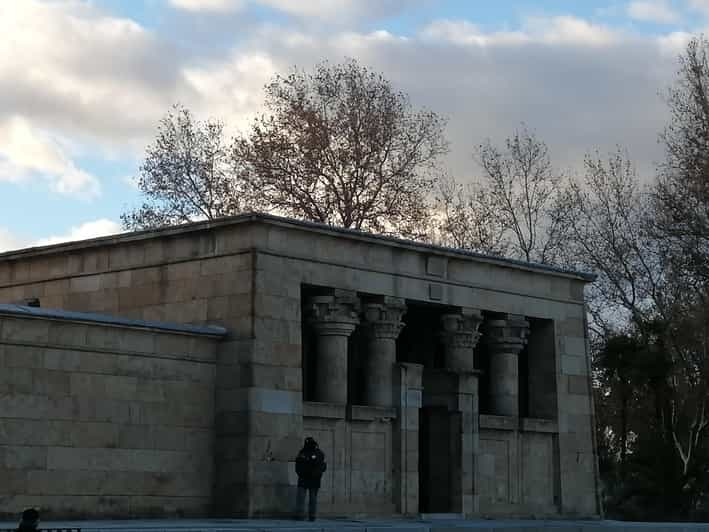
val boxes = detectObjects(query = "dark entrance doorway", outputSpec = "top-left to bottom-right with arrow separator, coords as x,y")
419,405 -> 453,513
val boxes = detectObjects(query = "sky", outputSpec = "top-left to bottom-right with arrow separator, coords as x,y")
0,0 -> 706,252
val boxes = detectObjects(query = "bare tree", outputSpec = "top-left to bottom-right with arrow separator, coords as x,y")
234,59 -> 448,239
436,126 -> 568,263
122,105 -> 247,230
653,35 -> 709,491
560,150 -> 665,336
434,175 -> 507,255
657,35 -> 709,285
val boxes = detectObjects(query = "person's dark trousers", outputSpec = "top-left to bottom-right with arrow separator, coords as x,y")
295,486 -> 319,520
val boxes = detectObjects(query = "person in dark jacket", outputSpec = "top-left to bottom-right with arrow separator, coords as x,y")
17,509 -> 39,532
295,437 -> 326,521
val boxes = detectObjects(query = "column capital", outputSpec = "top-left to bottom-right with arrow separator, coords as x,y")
483,314 -> 530,355
440,308 -> 483,350
307,290 -> 360,336
362,296 -> 406,339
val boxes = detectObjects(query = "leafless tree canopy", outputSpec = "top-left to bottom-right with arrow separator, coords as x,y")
234,59 -> 448,238
121,106 -> 244,230
436,127 -> 568,263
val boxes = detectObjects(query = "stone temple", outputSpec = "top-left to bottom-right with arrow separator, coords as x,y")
0,213 -> 600,519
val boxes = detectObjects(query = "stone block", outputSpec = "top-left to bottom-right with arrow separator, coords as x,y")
143,240 -> 167,265
0,469 -> 28,494
100,271 -> 132,290
31,369 -> 71,396
229,387 -> 302,415
165,260 -> 200,282
200,254 -> 250,276
207,295 -> 231,320
131,266 -> 164,286
117,284 -> 164,310
426,255 -> 447,277
4,445 -> 47,469
119,329 -> 156,354
0,367 -> 33,394
44,279 -> 69,296
108,244 -> 146,270
69,275 -> 102,293
564,336 -> 587,357
561,354 -> 588,376
2,318 -> 50,344
4,345 -> 44,369
70,421 -> 120,448
75,396 -> 131,424
568,375 -> 591,395
48,322 -> 88,346
562,394 -> 592,415
240,363 -> 302,392
46,446 -> 202,474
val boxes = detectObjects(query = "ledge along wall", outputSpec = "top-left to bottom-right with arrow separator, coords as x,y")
0,307 -> 223,518
0,214 -> 600,519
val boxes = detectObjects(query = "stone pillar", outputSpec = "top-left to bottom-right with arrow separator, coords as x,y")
361,296 -> 406,408
393,362 -> 423,515
440,308 -> 483,516
307,290 -> 360,404
484,314 -> 530,417
440,309 -> 483,373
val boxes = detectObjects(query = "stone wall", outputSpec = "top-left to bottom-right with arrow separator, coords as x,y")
0,214 -> 600,519
302,403 -> 395,516
0,308 -> 222,518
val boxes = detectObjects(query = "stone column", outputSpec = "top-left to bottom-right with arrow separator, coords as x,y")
483,314 -> 530,417
393,362 -> 423,515
440,309 -> 483,373
361,296 -> 406,408
307,290 -> 360,404
440,308 -> 483,516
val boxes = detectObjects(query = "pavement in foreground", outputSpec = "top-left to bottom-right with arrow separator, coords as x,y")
1,518 -> 708,531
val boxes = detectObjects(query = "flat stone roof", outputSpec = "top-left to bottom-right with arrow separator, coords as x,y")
0,304 -> 227,337
0,212 -> 596,282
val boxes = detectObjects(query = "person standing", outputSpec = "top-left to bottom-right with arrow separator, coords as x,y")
295,437 -> 327,521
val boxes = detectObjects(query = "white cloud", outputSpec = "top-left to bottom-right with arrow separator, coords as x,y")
0,1 -> 184,152
168,0 -> 245,12
0,116 -> 101,199
34,219 -> 123,247
0,0 -> 690,213
214,17 -> 673,180
0,219 -> 123,254
182,52 -> 277,132
0,227 -> 26,253
421,16 -> 620,47
168,0 -> 417,24
688,0 -> 709,14
627,0 -> 680,23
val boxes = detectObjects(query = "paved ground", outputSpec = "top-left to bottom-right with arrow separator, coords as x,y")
1,518 -> 708,532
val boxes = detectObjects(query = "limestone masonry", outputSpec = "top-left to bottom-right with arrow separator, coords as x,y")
0,213 -> 600,519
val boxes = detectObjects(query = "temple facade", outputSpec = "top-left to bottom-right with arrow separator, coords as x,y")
0,213 -> 600,519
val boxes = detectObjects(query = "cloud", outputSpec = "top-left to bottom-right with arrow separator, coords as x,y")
34,219 -> 123,247
0,227 -> 26,253
0,116 -> 100,199
688,0 -> 709,14
168,0 -> 418,23
627,1 -> 680,24
168,0 -> 245,12
0,218 -> 123,253
0,1 -> 184,150
188,16 -> 672,181
0,0 -> 689,208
